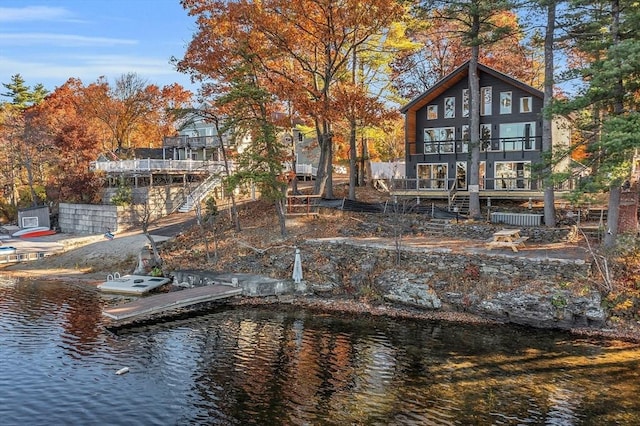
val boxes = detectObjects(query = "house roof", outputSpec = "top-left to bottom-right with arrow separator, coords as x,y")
400,60 -> 544,114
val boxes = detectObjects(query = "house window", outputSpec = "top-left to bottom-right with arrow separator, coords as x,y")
444,97 -> 455,118
462,89 -> 469,117
456,161 -> 467,190
480,123 -> 492,151
520,97 -> 532,113
417,163 -> 448,190
480,87 -> 492,116
499,122 -> 536,151
424,127 -> 455,154
495,161 -> 531,190
457,125 -> 470,153
479,161 -> 486,190
427,105 -> 438,120
500,91 -> 512,114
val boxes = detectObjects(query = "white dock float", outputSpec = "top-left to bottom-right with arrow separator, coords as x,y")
98,274 -> 172,295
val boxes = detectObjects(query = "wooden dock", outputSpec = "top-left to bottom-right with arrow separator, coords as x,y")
103,284 -> 243,322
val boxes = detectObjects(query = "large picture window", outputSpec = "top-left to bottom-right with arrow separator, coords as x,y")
417,163 -> 448,189
424,127 -> 455,154
495,161 -> 531,190
499,122 -> 536,151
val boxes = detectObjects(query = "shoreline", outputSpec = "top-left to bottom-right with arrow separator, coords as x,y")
3,263 -> 640,344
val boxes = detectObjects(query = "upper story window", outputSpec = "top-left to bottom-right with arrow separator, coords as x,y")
480,123 -> 492,150
500,91 -> 512,114
462,89 -> 469,117
424,127 -> 455,154
480,86 -> 493,115
499,122 -> 536,151
444,97 -> 455,118
520,97 -> 532,113
480,87 -> 492,116
427,105 -> 438,119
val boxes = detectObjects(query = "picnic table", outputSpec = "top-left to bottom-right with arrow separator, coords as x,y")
487,228 -> 529,252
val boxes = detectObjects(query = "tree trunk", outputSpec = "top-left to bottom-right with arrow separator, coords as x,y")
542,0 -> 556,227
468,41 -> 481,219
348,118 -> 357,200
604,186 -> 621,247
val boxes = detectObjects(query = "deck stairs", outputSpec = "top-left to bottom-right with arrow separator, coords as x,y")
178,174 -> 222,213
449,193 -> 469,214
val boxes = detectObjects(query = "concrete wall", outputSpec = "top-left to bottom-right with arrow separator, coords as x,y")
59,202 -> 169,235
59,203 -> 119,234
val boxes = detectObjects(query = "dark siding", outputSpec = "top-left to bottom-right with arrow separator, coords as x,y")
406,69 -> 544,186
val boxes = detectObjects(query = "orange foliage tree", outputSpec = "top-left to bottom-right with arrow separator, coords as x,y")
70,73 -> 192,153
32,82 -> 105,204
393,9 -> 543,99
179,0 -> 405,198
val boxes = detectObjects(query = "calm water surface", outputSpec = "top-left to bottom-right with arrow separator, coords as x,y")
1,275 -> 640,425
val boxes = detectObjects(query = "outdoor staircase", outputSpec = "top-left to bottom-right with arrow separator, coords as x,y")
178,174 -> 222,213
449,193 -> 469,214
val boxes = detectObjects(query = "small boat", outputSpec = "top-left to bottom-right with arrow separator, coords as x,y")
0,246 -> 17,255
11,226 -> 56,238
98,273 -> 172,295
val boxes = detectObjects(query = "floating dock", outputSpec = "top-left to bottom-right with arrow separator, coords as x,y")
98,274 -> 172,295
103,284 -> 243,323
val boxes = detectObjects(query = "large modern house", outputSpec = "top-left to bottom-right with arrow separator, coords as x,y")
91,112 -> 319,215
397,61 -> 571,202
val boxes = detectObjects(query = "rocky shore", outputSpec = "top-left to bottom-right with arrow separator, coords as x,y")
2,199 -> 639,343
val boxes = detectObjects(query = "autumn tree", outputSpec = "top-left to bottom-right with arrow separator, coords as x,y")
33,81 -> 104,204
178,0 -> 293,236
180,0 -> 405,199
394,7 -> 542,100
72,73 -> 192,152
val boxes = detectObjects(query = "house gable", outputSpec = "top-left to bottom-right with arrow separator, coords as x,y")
399,61 -> 566,194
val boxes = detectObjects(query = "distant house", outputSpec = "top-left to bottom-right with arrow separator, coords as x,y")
399,61 -> 571,199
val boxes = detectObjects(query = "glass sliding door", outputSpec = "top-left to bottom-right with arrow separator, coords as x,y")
417,163 -> 448,190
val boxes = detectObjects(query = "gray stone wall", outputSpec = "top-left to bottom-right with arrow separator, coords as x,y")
59,202 -> 166,234
59,203 -> 119,234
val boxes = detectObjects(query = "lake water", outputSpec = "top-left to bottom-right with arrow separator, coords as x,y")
2,275 -> 640,425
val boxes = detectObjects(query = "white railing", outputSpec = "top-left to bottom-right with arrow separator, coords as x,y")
296,163 -> 317,177
178,174 -> 223,213
90,159 -> 229,174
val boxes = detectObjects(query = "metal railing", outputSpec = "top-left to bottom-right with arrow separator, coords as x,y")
90,159 -> 229,174
388,177 -> 576,192
163,135 -> 222,149
419,136 -> 542,155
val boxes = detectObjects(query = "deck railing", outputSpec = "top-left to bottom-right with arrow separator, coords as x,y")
90,159 -> 229,174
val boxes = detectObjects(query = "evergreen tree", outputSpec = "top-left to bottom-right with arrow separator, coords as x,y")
559,0 -> 640,246
1,74 -> 48,108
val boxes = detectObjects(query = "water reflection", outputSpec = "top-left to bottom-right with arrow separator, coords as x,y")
1,277 -> 640,425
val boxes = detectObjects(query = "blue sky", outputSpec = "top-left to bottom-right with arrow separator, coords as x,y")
0,0 -> 198,97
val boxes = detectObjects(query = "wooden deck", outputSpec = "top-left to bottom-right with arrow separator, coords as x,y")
103,284 -> 243,322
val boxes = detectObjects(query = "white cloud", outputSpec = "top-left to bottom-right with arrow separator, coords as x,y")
0,6 -> 73,22
0,54 -> 189,89
0,33 -> 136,47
